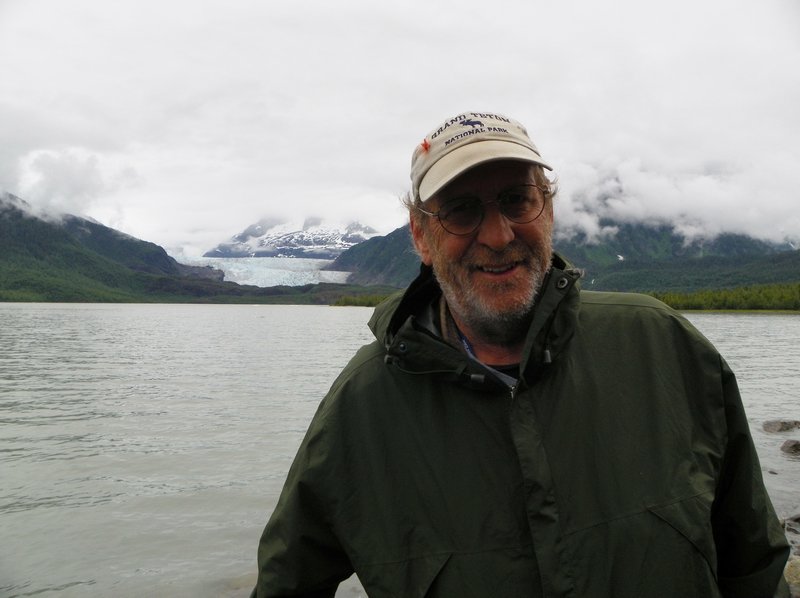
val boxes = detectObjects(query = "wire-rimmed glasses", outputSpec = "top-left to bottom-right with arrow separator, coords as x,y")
415,183 -> 548,236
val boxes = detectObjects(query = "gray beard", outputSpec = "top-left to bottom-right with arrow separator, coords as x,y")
436,262 -> 549,346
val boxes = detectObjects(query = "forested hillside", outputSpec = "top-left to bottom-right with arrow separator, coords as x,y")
4,189 -> 798,305
0,193 -> 394,303
329,223 -> 800,293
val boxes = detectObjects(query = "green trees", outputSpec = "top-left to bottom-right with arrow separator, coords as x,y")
651,283 -> 800,311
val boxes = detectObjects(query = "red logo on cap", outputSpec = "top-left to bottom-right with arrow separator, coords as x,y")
420,139 -> 431,153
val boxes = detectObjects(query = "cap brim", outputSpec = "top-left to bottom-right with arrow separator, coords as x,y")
418,140 -> 552,201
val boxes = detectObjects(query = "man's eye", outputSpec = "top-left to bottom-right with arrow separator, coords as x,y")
441,198 -> 480,220
501,193 -> 527,207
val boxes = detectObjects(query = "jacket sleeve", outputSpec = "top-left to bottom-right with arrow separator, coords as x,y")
711,357 -> 790,598
253,401 -> 354,598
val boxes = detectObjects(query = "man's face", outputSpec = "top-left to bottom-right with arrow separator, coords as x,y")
411,160 -> 554,342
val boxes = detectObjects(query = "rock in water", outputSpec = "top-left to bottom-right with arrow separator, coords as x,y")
764,420 -> 800,433
780,440 -> 800,455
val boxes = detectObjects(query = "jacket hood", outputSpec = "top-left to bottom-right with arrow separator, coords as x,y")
368,253 -> 582,386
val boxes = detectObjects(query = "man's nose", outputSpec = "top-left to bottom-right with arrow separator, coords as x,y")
475,203 -> 515,250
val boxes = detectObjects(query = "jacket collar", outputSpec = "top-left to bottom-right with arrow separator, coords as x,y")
368,253 -> 582,386
518,254 -> 581,381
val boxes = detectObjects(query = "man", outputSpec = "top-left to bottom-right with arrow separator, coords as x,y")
253,112 -> 790,597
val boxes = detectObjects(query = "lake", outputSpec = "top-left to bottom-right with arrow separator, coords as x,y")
1,304 -> 798,597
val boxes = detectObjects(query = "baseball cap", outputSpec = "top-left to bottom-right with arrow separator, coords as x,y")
410,111 -> 552,202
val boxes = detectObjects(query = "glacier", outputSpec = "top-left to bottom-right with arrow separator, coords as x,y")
182,257 -> 351,288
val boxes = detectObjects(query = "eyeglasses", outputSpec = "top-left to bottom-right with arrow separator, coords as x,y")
415,183 -> 548,236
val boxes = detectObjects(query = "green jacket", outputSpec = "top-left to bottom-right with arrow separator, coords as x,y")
255,256 -> 789,597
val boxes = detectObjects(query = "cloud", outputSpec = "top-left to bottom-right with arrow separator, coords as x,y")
1,0 -> 798,255
555,154 -> 800,244
16,147 -> 143,218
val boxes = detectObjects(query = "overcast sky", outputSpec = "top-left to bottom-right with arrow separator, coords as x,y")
2,0 -> 799,257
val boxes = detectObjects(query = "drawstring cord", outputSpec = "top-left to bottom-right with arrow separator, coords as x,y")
385,354 -> 486,385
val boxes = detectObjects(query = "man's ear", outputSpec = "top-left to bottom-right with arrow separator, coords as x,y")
410,217 -> 433,266
544,197 -> 554,223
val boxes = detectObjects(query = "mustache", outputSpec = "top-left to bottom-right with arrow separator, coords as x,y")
463,242 -> 537,268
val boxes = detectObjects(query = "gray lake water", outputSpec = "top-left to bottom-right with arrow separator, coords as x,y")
1,304 -> 798,597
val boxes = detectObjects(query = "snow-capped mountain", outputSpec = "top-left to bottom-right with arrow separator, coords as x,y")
203,217 -> 379,259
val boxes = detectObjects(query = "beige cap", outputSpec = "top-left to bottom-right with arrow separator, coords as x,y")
410,111 -> 552,202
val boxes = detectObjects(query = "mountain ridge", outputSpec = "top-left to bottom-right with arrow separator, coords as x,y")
328,221 -> 800,292
203,217 -> 379,259
0,192 -> 394,303
4,190 -> 799,301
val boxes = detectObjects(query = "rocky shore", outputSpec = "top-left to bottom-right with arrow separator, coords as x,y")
763,420 -> 800,596
787,556 -> 800,598
782,507 -> 800,596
